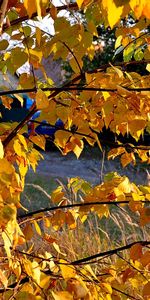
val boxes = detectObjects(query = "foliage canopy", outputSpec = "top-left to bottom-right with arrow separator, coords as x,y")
0,0 -> 150,299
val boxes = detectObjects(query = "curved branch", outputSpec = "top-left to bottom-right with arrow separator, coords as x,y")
18,199 -> 149,219
3,3 -> 78,31
71,240 -> 150,265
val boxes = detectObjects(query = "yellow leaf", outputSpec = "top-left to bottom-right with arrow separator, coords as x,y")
0,269 -> 8,289
146,63 -> 150,72
70,57 -> 81,74
0,158 -> 14,174
132,192 -> 145,201
20,283 -> 34,294
0,139 -> 4,159
121,152 -> 135,167
24,0 -> 41,18
108,147 -> 125,160
76,0 -> 84,9
102,0 -> 124,28
53,242 -> 66,256
13,139 -> 22,156
83,265 -> 98,281
30,135 -> 46,150
59,260 -> 76,279
29,48 -> 43,63
118,177 -> 131,193
51,186 -> 64,203
52,291 -> 73,300
35,0 -> 41,18
33,220 -> 42,236
36,89 -> 49,109
39,274 -> 51,288
101,282 -> 112,294
36,27 -> 41,46
73,139 -> 84,159
55,130 -> 71,148
23,260 -> 33,277
115,35 -> 122,49
31,261 -> 41,284
17,134 -> 28,151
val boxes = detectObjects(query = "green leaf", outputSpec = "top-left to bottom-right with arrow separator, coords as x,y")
23,26 -> 32,36
134,49 -> 144,61
123,43 -> 135,62
0,40 -> 9,50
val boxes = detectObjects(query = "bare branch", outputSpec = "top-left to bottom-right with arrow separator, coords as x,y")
71,241 -> 150,265
3,3 -> 78,31
18,199 -> 149,219
0,0 -> 8,34
2,74 -> 81,147
2,85 -> 150,97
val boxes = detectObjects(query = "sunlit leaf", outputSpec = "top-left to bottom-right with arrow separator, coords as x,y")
76,0 -> 84,9
33,220 -> 42,236
29,135 -> 46,151
59,260 -> 76,280
36,90 -> 49,109
0,140 -> 4,159
0,269 -> 8,289
51,186 -> 64,203
52,291 -> 73,300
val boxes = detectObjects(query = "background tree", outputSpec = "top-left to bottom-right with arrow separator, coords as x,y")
0,0 -> 150,299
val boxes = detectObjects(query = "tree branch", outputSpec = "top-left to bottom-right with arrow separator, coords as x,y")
28,120 -> 150,151
18,199 -> 149,219
2,74 -> 81,148
3,3 -> 78,31
2,85 -> 150,97
71,240 -> 150,265
0,0 -> 8,34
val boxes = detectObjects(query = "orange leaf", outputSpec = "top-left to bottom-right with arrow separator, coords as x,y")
143,281 -> 150,297
140,251 -> 150,267
130,243 -> 143,261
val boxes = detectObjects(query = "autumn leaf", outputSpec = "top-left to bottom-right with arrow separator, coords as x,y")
76,0 -> 84,9
59,260 -> 76,280
52,291 -> 73,300
0,269 -> 8,289
24,0 -> 42,18
0,140 -> 4,159
102,0 -> 124,28
51,186 -> 65,203
143,281 -> 150,297
130,243 -> 143,261
29,135 -> 46,150
36,90 -> 49,109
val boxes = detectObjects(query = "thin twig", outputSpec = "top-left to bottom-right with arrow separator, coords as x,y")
0,0 -> 8,34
